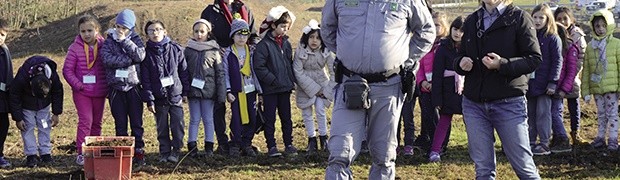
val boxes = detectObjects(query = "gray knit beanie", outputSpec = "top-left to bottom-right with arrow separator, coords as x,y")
229,19 -> 250,38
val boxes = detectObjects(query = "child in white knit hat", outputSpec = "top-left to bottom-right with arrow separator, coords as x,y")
184,19 -> 226,158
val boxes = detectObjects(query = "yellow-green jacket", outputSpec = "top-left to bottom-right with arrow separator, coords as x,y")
581,9 -> 620,96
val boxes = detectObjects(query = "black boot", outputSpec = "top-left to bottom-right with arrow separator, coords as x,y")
319,135 -> 328,152
205,141 -> 214,157
188,141 -> 198,157
307,137 -> 318,154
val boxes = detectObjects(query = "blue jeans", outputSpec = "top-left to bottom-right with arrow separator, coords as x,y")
188,98 -> 215,143
398,96 -> 416,146
462,96 -> 540,180
527,95 -> 552,146
551,97 -> 568,140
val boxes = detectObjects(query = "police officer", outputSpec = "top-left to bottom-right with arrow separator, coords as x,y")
321,0 -> 435,179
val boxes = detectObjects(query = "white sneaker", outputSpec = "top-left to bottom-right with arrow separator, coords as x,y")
76,155 -> 84,166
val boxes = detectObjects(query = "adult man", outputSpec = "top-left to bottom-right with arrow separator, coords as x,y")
321,0 -> 435,179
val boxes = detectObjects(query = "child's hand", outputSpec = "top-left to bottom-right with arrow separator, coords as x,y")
51,115 -> 59,127
421,81 -> 432,92
227,93 -> 236,102
558,91 -> 566,98
182,96 -> 188,103
16,121 -> 25,131
584,95 -> 592,103
257,95 -> 263,104
546,88 -> 555,95
459,57 -> 474,71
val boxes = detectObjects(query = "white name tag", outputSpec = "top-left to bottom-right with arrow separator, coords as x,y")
0,83 -> 5,91
244,84 -> 256,93
191,78 -> 206,89
425,73 -> 432,82
83,75 -> 96,84
160,76 -> 174,87
41,119 -> 48,129
115,69 -> 129,78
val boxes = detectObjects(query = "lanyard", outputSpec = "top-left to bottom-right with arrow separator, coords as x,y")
84,41 -> 98,69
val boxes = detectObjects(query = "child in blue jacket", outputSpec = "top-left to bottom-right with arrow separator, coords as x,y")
141,20 -> 190,163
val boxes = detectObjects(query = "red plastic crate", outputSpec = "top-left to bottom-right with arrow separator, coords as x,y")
83,136 -> 135,180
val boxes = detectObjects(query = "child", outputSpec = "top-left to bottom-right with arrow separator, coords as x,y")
414,11 -> 449,152
549,23 -> 579,153
62,14 -> 108,166
100,9 -> 147,165
581,9 -> 620,151
253,6 -> 297,157
141,20 -> 190,163
10,56 -> 63,168
184,19 -> 225,157
293,19 -> 335,154
429,16 -> 464,162
0,18 -> 13,168
528,4 -> 563,156
223,18 -> 261,157
553,6 -> 587,145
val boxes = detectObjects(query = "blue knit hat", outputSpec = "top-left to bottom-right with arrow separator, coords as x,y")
116,9 -> 136,29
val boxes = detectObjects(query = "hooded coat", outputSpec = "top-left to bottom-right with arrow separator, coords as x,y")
10,56 -> 63,121
581,9 -> 620,96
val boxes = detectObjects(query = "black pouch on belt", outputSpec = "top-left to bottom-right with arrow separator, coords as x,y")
343,75 -> 370,109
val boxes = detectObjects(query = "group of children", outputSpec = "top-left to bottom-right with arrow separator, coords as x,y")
396,5 -> 620,163
0,3 -> 619,170
0,5 -> 337,168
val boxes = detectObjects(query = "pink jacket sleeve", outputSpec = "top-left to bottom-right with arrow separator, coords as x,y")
62,43 -> 82,90
558,44 -> 579,93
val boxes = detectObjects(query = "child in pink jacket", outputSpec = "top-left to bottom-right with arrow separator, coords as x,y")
62,15 -> 108,165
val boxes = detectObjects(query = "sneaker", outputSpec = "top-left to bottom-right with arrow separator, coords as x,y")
167,152 -> 179,163
243,146 -> 257,157
75,154 -> 84,166
40,154 -> 53,163
215,144 -> 230,155
285,145 -> 298,156
133,149 -> 146,166
608,139 -> 619,151
26,155 -> 38,168
360,141 -> 370,154
267,147 -> 282,157
0,156 -> 12,168
158,156 -> 168,163
229,146 -> 241,157
532,144 -> 551,156
403,145 -> 414,156
429,151 -> 441,162
550,139 -> 572,153
591,137 -> 606,148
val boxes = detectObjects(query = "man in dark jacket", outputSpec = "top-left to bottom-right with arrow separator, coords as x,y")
200,0 -> 259,154
453,0 -> 542,179
10,56 -> 63,168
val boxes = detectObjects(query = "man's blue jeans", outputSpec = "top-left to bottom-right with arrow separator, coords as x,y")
462,96 -> 540,180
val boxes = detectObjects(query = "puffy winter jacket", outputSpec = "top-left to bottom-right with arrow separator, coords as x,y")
10,56 -> 63,121
184,39 -> 226,103
557,43 -> 580,94
252,30 -> 295,95
581,9 -> 620,96
141,37 -> 190,106
100,29 -> 146,92
527,30 -> 563,97
293,45 -> 335,109
416,40 -> 440,93
63,35 -> 108,97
